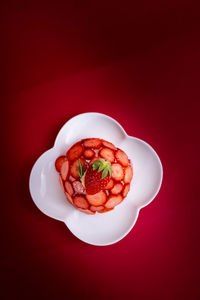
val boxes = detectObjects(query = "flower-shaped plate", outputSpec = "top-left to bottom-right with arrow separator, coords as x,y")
29,113 -> 163,246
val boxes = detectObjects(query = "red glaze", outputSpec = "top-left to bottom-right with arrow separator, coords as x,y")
55,138 -> 133,214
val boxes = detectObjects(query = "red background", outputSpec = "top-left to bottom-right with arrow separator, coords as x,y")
1,1 -> 200,299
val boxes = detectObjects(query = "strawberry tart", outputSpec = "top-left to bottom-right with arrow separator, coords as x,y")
55,138 -> 133,214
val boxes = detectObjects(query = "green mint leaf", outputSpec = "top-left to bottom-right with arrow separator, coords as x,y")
108,167 -> 112,178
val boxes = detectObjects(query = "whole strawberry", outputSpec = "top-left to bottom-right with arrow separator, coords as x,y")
85,159 -> 112,195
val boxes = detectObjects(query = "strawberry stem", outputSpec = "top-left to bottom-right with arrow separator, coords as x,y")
92,159 -> 112,179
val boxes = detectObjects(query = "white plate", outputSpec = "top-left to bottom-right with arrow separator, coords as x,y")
29,113 -> 163,246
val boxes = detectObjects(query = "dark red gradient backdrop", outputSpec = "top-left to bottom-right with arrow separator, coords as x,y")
1,1 -> 200,299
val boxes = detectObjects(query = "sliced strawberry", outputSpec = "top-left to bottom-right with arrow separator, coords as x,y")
73,196 -> 89,209
124,166 -> 133,183
90,157 -> 100,164
59,175 -> 65,192
69,175 -> 75,182
55,156 -> 67,172
111,163 -> 124,181
98,207 -> 114,213
122,184 -> 130,198
65,192 -> 73,204
65,181 -> 74,196
72,180 -> 86,195
100,148 -> 115,163
83,149 -> 95,159
83,138 -> 102,148
67,143 -> 83,161
111,183 -> 123,194
60,160 -> 69,181
90,205 -> 104,212
115,149 -> 129,167
104,179 -> 114,189
86,191 -> 107,206
70,158 -> 85,179
105,194 -> 123,208
78,208 -> 95,215
102,140 -> 117,151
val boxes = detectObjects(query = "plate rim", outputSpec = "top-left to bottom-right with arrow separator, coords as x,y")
29,112 -> 163,246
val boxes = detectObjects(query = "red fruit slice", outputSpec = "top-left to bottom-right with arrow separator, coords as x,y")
73,196 -> 89,209
115,149 -> 129,167
111,163 -> 124,181
111,183 -> 123,194
69,175 -> 75,182
90,205 -> 104,212
104,179 -> 114,189
122,184 -> 130,198
65,181 -> 74,196
65,192 -> 73,204
83,138 -> 102,148
83,149 -> 95,159
105,194 -> 123,208
70,158 -> 85,179
86,191 -> 107,206
124,166 -> 133,183
102,140 -> 117,151
78,208 -> 95,215
100,148 -> 115,163
98,207 -> 114,213
67,143 -> 83,161
90,157 -> 100,164
59,175 -> 65,192
60,160 -> 69,181
72,180 -> 86,195
55,156 -> 67,172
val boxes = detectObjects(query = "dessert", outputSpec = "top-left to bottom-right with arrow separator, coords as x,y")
55,138 -> 133,214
